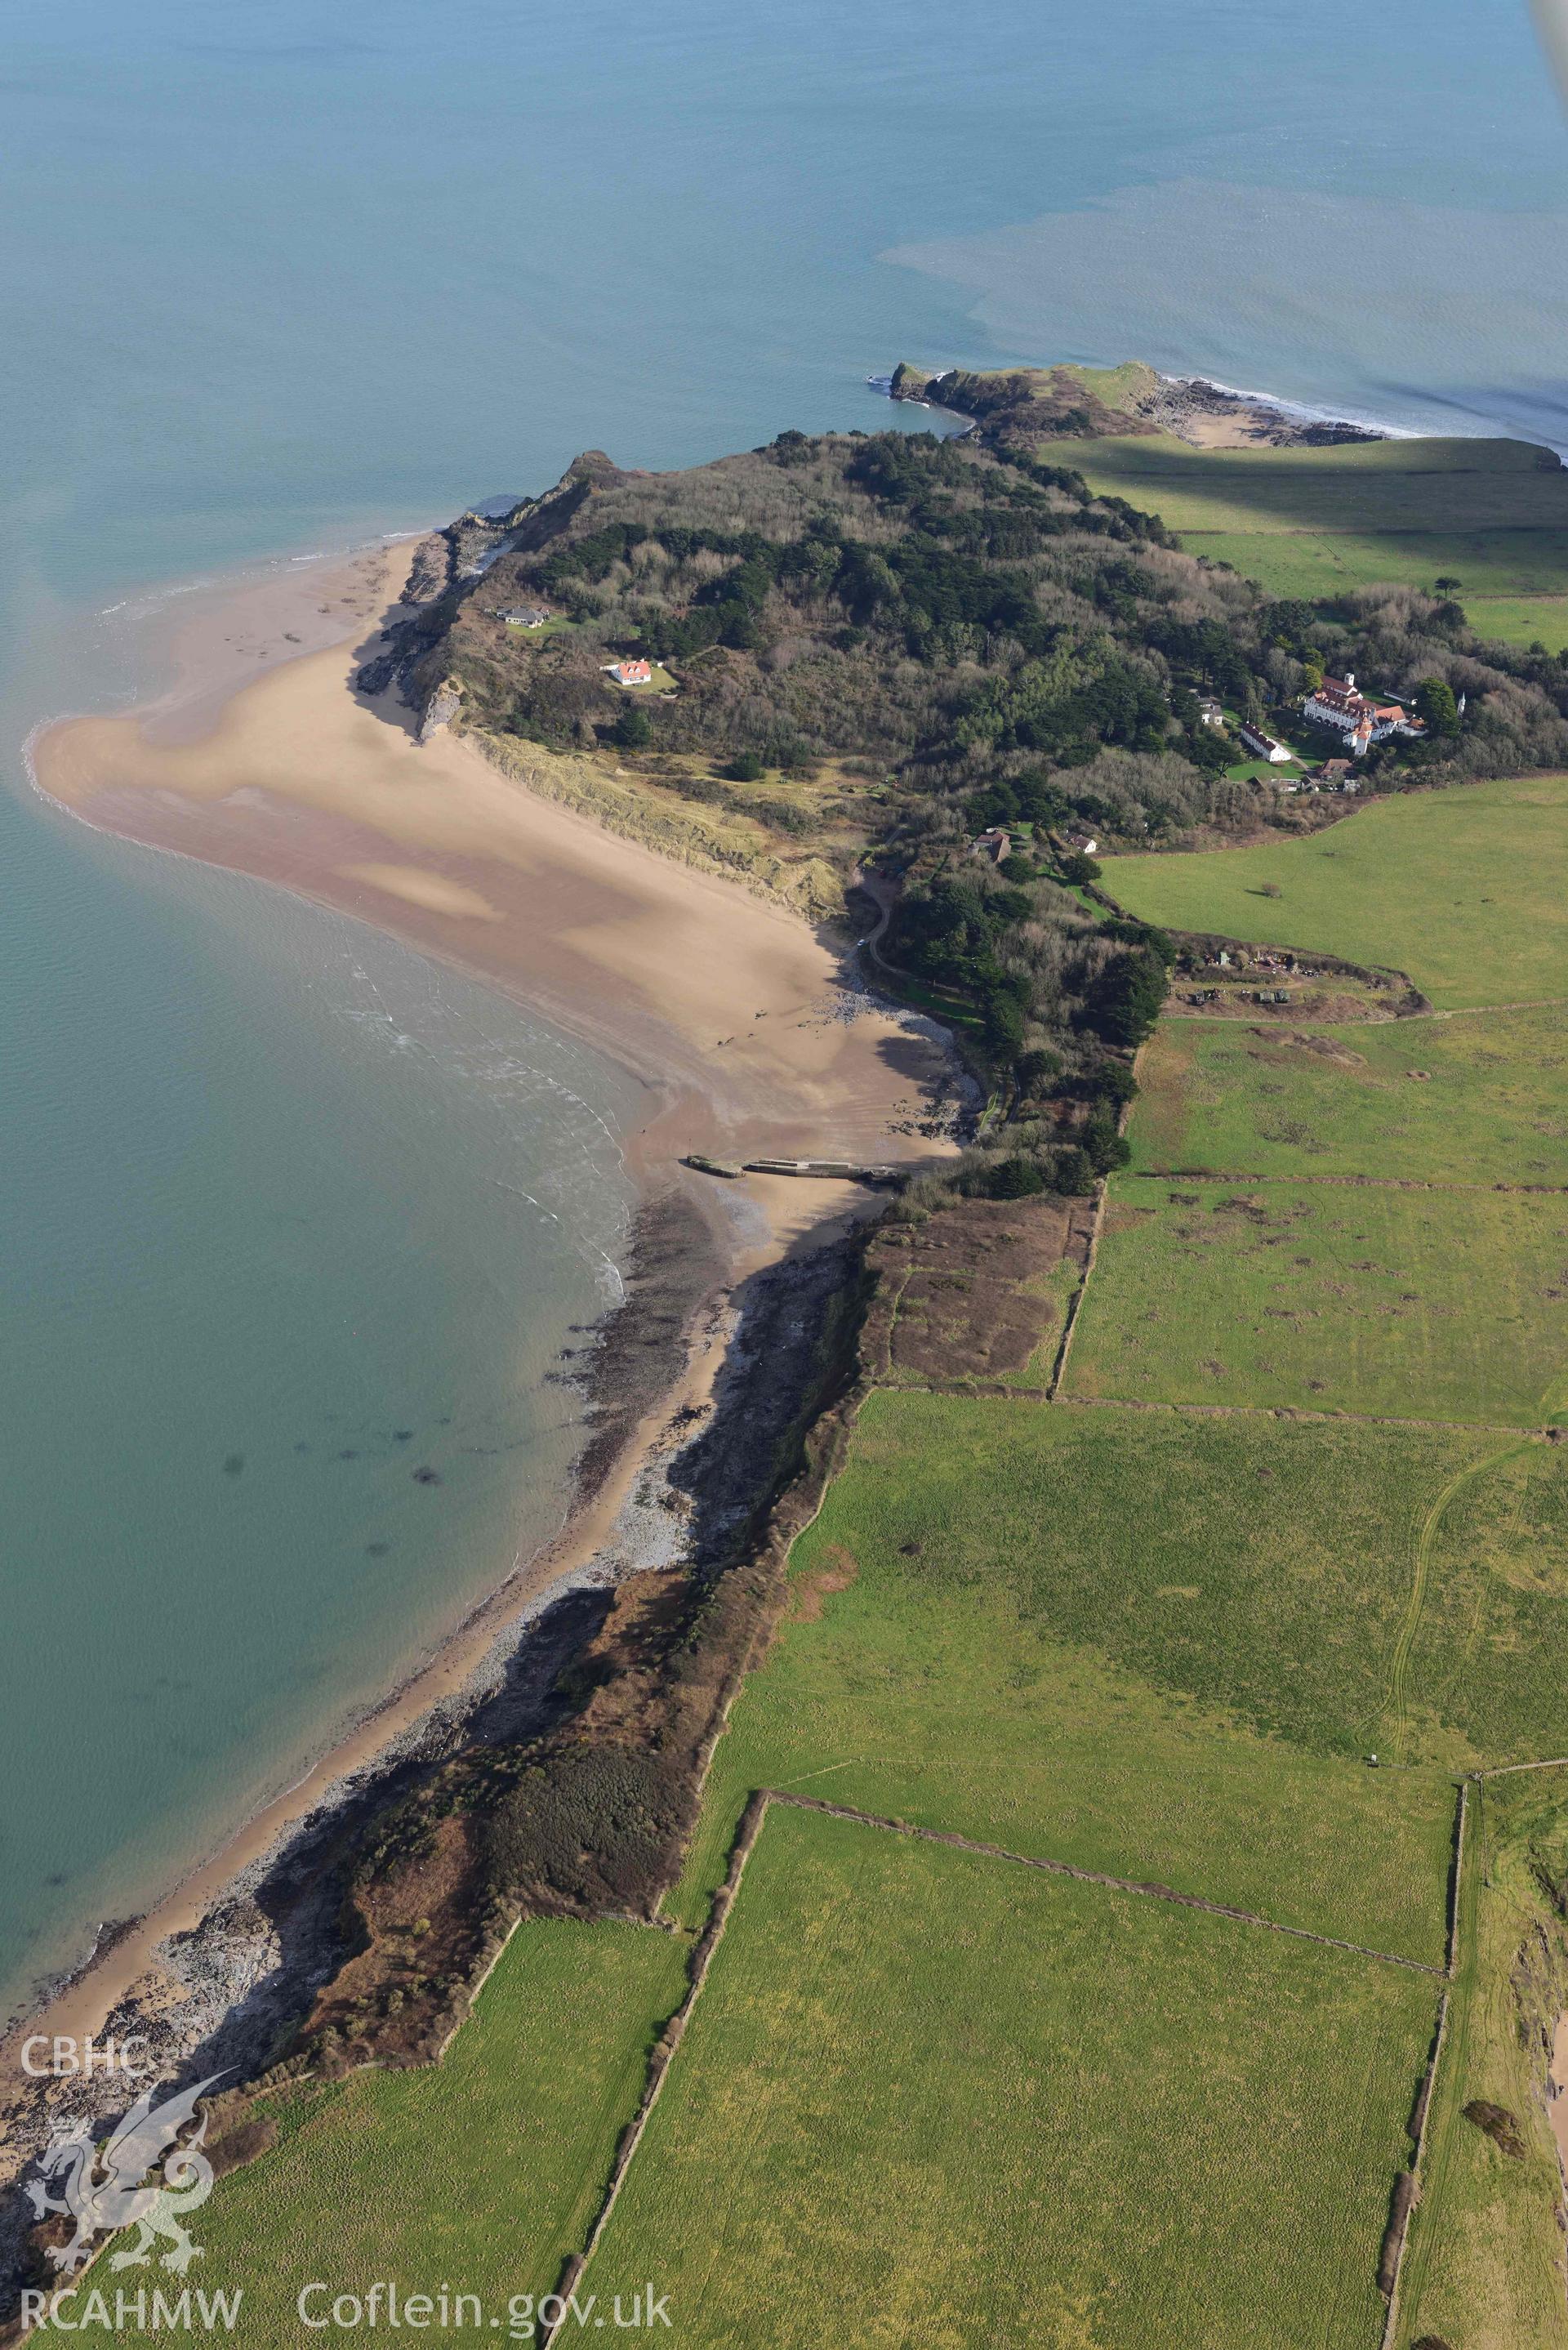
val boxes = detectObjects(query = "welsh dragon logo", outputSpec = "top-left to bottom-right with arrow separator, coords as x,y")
25,2074 -> 226,2276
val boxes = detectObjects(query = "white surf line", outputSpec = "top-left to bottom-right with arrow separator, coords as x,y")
334,957 -> 631,1305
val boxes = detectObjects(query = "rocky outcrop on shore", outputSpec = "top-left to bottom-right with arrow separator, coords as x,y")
889,360 -> 1161,443
0,1190 -> 879,2315
889,358 -> 1383,450
1144,375 -> 1383,448
416,678 -> 461,742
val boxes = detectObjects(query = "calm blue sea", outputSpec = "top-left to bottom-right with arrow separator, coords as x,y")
1,0 -> 1564,2019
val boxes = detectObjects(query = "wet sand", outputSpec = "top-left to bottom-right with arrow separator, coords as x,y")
7,535 -> 959,2081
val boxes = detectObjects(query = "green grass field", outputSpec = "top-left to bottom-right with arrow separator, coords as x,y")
725,1391 -> 1568,1778
501,614 -> 580,642
1071,432 -> 1568,536
190,628 -> 1568,2340
1130,1008 -> 1568,1185
1225,752 -> 1309,783
1061,430 -> 1568,647
1463,595 -> 1568,653
590,1804 -> 1436,2350
1066,1178 -> 1568,1425
669,1389 -> 1524,1959
193,1920 -> 687,2336
1165,528 -> 1568,631
1395,1773 -> 1568,2350
1395,1443 -> 1568,1768
1102,774 -> 1568,1010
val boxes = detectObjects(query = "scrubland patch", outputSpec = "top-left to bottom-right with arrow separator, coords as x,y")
869,1191 -> 1094,1388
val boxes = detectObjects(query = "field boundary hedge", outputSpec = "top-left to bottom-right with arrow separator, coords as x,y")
761,1793 -> 1448,1974
1378,1989 -> 1450,2330
542,1791 -> 771,2347
1047,1162 -> 1110,1399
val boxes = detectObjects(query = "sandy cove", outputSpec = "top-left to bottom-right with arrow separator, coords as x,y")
36,542 -> 957,1242
2,539 -> 960,2156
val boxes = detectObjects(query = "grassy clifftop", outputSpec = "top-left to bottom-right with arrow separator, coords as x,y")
891,357 -> 1165,439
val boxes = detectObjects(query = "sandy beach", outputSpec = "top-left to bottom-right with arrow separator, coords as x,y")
3,537 -> 960,2138
37,541 -> 956,1232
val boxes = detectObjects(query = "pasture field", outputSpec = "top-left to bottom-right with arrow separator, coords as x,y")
1065,1178 -> 1568,1426
1395,1772 -> 1568,2350
591,1804 -> 1436,2350
194,1920 -> 687,2335
1154,531 -> 1568,636
1102,774 -> 1568,1010
667,1389 -> 1516,1961
1129,1008 -> 1568,1186
1066,433 -> 1568,639
1398,1443 -> 1568,1769
699,1392 -> 1568,1792
1067,432 -> 1568,538
1463,595 -> 1568,653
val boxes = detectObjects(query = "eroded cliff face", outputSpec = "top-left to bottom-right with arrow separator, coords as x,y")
359,452 -> 631,698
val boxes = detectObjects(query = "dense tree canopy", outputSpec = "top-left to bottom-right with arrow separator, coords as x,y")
385,425 -> 1568,1193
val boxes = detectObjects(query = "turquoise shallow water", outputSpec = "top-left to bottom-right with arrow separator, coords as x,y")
1,0 -> 1565,2018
